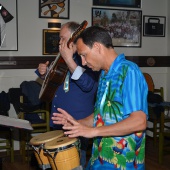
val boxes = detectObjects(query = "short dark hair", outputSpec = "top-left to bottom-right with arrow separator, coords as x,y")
75,26 -> 114,48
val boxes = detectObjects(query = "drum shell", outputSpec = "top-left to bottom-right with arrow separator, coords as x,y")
33,145 -> 49,167
29,130 -> 64,168
44,137 -> 80,170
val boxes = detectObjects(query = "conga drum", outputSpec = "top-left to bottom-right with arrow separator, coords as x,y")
29,130 -> 64,170
44,136 -> 80,170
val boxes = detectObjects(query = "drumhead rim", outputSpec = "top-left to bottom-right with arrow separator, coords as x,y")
30,130 -> 64,145
44,137 -> 79,149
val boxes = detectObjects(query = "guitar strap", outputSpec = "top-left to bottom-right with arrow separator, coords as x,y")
64,71 -> 70,92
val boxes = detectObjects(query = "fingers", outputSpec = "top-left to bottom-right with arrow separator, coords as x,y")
52,108 -> 75,126
59,40 -> 74,59
51,108 -> 93,138
45,61 -> 49,66
51,113 -> 65,125
64,116 -> 77,126
63,125 -> 79,137
57,109 -> 78,126
38,61 -> 49,75
57,108 -> 73,120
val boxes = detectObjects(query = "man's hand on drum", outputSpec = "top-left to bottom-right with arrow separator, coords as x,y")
52,108 -> 94,138
52,108 -> 73,126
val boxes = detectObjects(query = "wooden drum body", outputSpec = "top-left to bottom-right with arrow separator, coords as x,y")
29,130 -> 64,170
44,136 -> 80,170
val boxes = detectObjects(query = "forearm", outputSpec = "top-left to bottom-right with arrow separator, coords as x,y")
93,111 -> 147,137
66,58 -> 77,73
78,113 -> 94,127
61,48 -> 77,74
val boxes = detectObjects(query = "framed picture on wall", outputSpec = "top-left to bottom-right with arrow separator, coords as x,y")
43,29 -> 60,55
93,0 -> 141,8
92,8 -> 142,47
143,15 -> 166,37
0,0 -> 18,51
39,0 -> 70,19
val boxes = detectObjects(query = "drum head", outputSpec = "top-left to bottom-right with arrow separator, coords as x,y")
44,136 -> 78,150
30,130 -> 64,145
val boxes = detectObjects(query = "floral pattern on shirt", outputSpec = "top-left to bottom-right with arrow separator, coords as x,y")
87,54 -> 147,170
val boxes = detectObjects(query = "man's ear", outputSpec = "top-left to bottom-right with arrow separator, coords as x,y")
93,42 -> 101,53
68,41 -> 74,49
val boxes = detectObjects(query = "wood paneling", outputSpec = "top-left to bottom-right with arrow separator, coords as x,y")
126,56 -> 170,67
0,56 -> 170,69
0,56 -> 55,69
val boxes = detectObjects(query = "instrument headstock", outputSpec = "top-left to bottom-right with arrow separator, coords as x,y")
67,20 -> 88,47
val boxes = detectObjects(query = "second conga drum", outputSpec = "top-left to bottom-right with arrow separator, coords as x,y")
29,130 -> 64,170
44,136 -> 80,170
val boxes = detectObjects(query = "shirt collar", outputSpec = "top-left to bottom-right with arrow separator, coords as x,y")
101,53 -> 125,77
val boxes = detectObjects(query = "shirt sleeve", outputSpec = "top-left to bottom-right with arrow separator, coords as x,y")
71,67 -> 100,92
35,69 -> 45,79
71,66 -> 86,80
123,69 -> 148,117
35,69 -> 41,77
35,67 -> 49,79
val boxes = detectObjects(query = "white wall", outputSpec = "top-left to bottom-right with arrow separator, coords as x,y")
0,0 -> 168,56
167,1 -> 170,101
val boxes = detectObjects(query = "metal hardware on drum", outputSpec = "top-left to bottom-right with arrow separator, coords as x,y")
30,143 -> 51,170
72,165 -> 83,170
44,138 -> 80,158
44,137 -> 80,170
29,130 -> 64,170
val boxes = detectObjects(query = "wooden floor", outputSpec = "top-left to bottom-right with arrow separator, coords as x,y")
0,137 -> 170,170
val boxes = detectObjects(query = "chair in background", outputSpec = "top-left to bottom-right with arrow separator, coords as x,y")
8,81 -> 50,161
0,126 -> 14,162
159,105 -> 170,164
19,95 -> 50,133
143,73 -> 164,146
18,95 -> 50,161
0,91 -> 14,162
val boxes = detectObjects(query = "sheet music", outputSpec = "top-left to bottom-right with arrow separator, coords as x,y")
0,115 -> 33,130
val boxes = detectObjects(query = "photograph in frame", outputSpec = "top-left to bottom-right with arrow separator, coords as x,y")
93,0 -> 141,8
143,15 -> 166,37
92,8 -> 142,47
39,0 -> 70,19
43,29 -> 60,55
0,0 -> 18,51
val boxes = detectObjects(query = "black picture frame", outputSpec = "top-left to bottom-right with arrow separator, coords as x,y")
92,8 -> 142,47
39,0 -> 70,19
43,29 -> 60,55
0,0 -> 18,51
93,0 -> 141,8
143,15 -> 166,37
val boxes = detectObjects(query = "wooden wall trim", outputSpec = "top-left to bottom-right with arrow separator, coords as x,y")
126,56 -> 170,67
0,56 -> 170,69
0,56 -> 55,69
